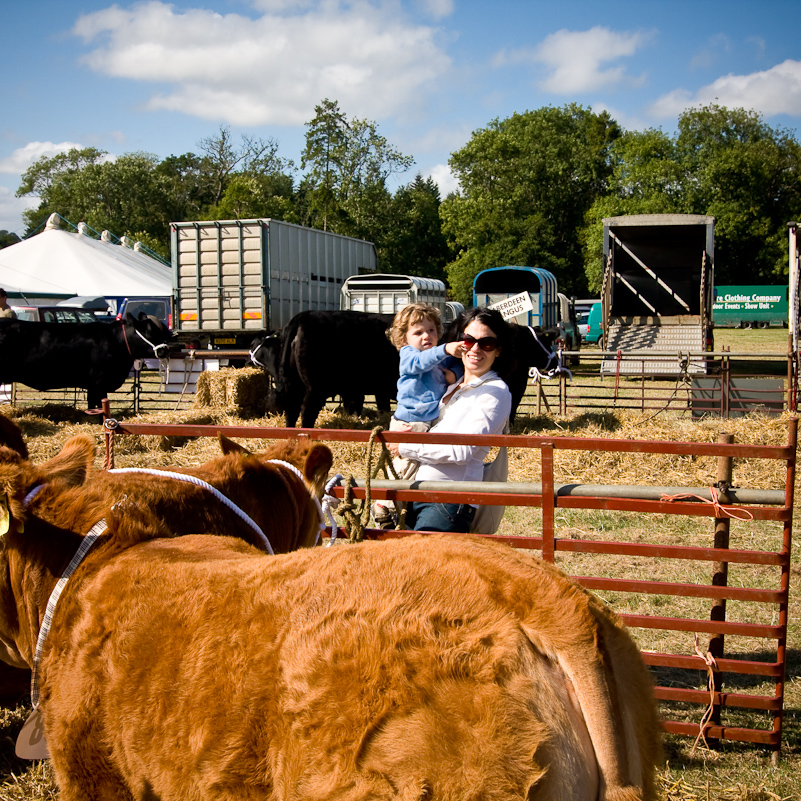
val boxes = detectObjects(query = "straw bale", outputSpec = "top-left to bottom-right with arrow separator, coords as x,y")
194,367 -> 270,417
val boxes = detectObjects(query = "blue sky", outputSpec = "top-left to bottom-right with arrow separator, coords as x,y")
2,0 -> 800,236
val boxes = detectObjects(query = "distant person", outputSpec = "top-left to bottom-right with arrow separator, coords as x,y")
0,289 -> 16,319
372,303 -> 464,528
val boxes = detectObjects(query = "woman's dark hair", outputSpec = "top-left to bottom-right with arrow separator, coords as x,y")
455,306 -> 516,381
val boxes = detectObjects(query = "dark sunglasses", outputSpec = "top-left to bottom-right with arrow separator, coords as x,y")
458,332 -> 498,352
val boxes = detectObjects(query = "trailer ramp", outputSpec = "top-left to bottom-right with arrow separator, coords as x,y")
601,316 -> 708,375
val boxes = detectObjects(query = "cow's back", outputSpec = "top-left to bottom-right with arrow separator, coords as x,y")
41,534 -> 659,801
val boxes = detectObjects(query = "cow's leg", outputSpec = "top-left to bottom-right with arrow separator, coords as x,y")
300,391 -> 327,429
342,394 -> 364,415
374,393 -> 392,413
86,387 -> 104,412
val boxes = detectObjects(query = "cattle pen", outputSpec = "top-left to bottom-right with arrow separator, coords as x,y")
100,407 -> 797,765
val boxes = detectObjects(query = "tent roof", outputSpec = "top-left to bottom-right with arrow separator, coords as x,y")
0,219 -> 172,297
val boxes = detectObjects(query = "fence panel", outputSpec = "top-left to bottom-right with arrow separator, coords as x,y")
102,413 -> 796,760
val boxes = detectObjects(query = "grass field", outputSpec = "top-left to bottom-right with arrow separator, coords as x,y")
0,327 -> 797,800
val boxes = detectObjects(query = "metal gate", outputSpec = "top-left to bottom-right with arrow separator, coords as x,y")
102,414 -> 797,760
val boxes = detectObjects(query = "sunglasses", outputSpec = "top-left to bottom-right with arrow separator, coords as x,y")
458,332 -> 499,352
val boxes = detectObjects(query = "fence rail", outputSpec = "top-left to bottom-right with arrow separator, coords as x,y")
102,410 -> 797,761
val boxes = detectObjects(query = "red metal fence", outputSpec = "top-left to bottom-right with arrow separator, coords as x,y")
103,412 -> 797,761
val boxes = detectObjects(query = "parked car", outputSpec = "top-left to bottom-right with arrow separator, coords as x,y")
577,310 -> 591,338
11,305 -> 101,324
584,302 -> 603,345
115,297 -> 172,329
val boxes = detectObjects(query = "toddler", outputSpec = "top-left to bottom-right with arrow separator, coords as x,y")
373,303 -> 464,527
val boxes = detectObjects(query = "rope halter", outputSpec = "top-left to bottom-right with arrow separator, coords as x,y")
526,326 -> 573,382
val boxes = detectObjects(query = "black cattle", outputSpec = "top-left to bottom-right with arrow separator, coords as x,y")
249,332 -> 282,381
0,313 -> 170,411
443,316 -> 559,424
255,310 -> 399,428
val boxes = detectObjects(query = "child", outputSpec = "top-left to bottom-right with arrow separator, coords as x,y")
373,304 -> 464,528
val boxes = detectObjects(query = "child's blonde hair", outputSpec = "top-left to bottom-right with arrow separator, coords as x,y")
389,303 -> 442,349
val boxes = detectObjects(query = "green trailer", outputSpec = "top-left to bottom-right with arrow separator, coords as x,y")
712,285 -> 788,328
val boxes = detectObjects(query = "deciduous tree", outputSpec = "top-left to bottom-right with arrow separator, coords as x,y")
441,104 -> 620,304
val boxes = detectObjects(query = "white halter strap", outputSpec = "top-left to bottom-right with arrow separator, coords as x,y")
31,520 -> 108,707
108,467 -> 274,555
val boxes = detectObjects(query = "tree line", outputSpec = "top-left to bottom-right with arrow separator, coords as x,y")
10,99 -> 801,305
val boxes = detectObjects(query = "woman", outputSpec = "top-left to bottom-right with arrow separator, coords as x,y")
390,307 -> 513,533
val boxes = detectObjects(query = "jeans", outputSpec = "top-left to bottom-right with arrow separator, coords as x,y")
406,502 -> 476,534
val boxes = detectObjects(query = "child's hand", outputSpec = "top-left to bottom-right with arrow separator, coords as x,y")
443,368 -> 457,385
444,340 -> 464,358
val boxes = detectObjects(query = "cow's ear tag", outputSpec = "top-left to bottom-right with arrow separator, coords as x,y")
16,707 -> 49,760
0,495 -> 10,537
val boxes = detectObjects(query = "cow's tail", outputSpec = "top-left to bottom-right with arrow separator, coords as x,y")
523,601 -> 659,801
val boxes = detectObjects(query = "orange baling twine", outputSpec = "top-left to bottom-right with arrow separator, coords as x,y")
660,486 -> 754,521
690,633 -> 719,755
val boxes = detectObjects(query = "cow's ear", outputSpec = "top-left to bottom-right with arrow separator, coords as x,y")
0,494 -> 10,537
303,443 -> 334,496
218,434 -> 251,456
41,436 -> 95,488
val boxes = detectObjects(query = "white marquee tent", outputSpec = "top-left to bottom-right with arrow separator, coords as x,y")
0,214 -> 172,299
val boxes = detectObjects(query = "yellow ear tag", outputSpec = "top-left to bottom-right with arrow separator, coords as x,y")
0,496 -> 10,537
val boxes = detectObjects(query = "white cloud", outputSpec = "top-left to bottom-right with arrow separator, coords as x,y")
414,0 -> 454,20
0,185 -> 38,236
0,141 -> 84,175
428,163 -> 459,196
72,0 -> 451,126
496,26 -> 652,94
650,59 -> 801,119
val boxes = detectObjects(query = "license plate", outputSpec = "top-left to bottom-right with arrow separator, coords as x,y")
213,337 -> 236,345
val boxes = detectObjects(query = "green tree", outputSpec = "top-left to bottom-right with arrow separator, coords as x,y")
676,104 -> 801,283
0,230 -> 21,249
440,104 -> 620,304
198,125 -> 290,207
301,99 -> 413,241
581,129 -> 684,292
209,172 -> 298,222
580,105 -> 801,290
380,175 -> 452,281
17,147 -> 109,233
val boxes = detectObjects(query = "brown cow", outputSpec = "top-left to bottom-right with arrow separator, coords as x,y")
0,412 -> 27,458
0,456 -> 660,801
22,433 -> 333,554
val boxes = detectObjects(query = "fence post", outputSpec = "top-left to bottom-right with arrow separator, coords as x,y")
708,431 -> 734,736
541,441 -> 555,562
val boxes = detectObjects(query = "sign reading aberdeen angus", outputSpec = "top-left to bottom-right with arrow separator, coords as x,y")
488,291 -> 534,321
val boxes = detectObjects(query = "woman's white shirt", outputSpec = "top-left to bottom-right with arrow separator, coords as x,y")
398,370 -> 511,484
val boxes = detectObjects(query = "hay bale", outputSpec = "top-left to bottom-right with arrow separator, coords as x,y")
194,368 -> 269,417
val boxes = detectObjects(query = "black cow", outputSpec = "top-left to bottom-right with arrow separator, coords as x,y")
0,313 -> 170,411
254,310 -> 399,428
249,332 -> 282,381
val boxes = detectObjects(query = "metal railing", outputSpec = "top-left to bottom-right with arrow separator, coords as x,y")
102,411 -> 797,761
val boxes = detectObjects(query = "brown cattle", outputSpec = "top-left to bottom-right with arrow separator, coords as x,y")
23,433 -> 333,554
0,412 -> 27,458
0,457 -> 660,800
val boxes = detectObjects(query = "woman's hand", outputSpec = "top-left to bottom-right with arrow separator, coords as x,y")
388,422 -> 411,457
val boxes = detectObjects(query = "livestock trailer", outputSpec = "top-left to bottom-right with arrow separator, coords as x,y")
601,214 -> 715,375
172,219 -> 377,348
340,274 -> 454,318
472,266 -> 580,354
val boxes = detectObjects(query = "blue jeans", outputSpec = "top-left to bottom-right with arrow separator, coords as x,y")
406,502 -> 476,533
